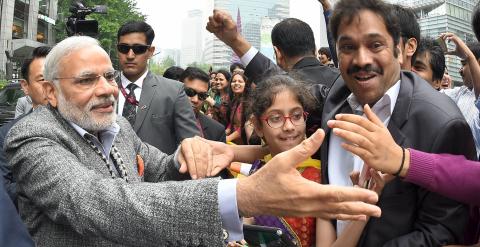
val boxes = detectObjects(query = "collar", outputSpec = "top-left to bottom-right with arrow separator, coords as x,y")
68,121 -> 120,158
292,56 -> 321,70
121,70 -> 148,90
346,79 -> 401,120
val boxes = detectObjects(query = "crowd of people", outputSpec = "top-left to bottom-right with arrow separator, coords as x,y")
1,0 -> 480,246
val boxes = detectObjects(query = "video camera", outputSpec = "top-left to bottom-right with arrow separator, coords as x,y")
66,1 -> 107,37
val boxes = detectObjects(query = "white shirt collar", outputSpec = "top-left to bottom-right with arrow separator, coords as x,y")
121,70 -> 148,89
346,79 -> 401,121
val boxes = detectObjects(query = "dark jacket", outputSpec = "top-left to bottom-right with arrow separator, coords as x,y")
321,71 -> 475,246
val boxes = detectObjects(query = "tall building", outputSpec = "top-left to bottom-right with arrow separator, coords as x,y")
204,0 -> 290,69
389,0 -> 476,85
180,9 -> 204,67
0,0 -> 58,80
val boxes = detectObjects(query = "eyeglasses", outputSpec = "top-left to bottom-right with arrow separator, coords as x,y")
117,44 -> 150,55
261,111 -> 308,129
54,70 -> 119,90
184,87 -> 209,101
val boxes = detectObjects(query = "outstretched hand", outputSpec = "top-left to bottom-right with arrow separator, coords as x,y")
237,129 -> 382,221
178,136 -> 234,179
327,104 -> 410,176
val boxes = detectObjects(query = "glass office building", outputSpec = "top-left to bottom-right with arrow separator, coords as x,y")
204,0 -> 289,69
389,0 -> 476,85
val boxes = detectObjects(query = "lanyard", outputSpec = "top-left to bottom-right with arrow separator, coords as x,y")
119,83 -> 139,106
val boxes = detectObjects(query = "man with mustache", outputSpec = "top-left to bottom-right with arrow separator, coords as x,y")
322,0 -> 474,245
4,36 -> 383,246
207,0 -> 474,245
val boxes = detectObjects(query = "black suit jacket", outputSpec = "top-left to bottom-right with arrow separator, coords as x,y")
321,71 -> 476,246
245,52 -> 339,88
198,113 -> 226,143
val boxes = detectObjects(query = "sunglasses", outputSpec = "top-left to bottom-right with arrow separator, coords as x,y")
184,87 -> 209,101
117,44 -> 150,55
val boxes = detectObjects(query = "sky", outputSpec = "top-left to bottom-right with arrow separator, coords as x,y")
134,0 -> 329,51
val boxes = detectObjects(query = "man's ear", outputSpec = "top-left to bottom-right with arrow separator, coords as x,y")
405,38 -> 418,57
148,46 -> 155,59
273,46 -> 284,68
20,79 -> 29,96
43,81 -> 58,107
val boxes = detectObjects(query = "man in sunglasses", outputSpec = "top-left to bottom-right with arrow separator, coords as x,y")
180,67 -> 226,143
116,21 -> 199,155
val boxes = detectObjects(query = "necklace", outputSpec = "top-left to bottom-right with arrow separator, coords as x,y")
85,137 -> 129,182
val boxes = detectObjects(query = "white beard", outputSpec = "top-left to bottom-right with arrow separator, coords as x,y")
57,91 -> 117,132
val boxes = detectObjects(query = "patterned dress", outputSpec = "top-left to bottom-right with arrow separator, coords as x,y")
253,154 -> 321,247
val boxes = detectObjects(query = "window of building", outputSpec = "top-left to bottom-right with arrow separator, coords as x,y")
38,0 -> 49,15
37,19 -> 48,43
13,0 -> 30,39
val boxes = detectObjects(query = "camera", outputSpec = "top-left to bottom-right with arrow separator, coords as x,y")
66,1 -> 107,37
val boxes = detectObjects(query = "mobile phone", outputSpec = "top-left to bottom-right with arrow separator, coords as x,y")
243,224 -> 296,247
436,37 -> 448,54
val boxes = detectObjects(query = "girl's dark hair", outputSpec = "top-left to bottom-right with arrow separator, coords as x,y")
248,74 -> 317,121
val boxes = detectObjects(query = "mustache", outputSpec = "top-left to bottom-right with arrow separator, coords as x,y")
347,64 -> 383,75
88,96 -> 116,110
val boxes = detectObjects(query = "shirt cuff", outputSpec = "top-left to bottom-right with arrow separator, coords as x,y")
173,146 -> 181,170
240,47 -> 259,67
218,179 -> 243,241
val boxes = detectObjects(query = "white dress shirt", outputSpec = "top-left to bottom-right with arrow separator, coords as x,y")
328,80 -> 401,235
117,70 -> 148,116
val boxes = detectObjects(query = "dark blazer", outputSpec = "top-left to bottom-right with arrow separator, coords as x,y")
132,72 -> 200,154
0,114 -> 27,204
0,176 -> 34,247
321,71 -> 476,246
198,113 -> 226,143
245,52 -> 340,88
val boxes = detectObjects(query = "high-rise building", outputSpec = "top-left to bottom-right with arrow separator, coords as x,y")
1,0 -> 58,80
204,0 -> 290,69
181,9 -> 204,67
389,0 -> 476,85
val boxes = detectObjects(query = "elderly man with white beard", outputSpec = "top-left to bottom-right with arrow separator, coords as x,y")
4,36 -> 382,246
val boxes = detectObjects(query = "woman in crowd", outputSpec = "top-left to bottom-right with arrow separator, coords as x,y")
205,69 -> 231,126
226,72 -> 252,144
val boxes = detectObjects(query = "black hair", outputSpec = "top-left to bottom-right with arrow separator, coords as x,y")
415,37 -> 445,82
392,4 -> 420,62
472,2 -> 480,42
163,66 -> 184,81
318,47 -> 332,60
21,46 -> 52,82
229,62 -> 245,74
467,42 -> 480,60
215,69 -> 232,83
117,21 -> 155,45
179,67 -> 210,87
330,0 -> 401,55
271,18 -> 316,58
228,72 -> 253,144
248,74 -> 316,123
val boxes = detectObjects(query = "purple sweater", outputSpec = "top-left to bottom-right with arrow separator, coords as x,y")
406,149 -> 480,205
406,149 -> 480,243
